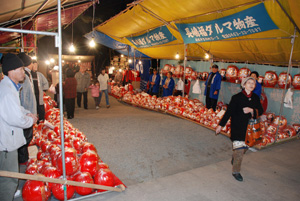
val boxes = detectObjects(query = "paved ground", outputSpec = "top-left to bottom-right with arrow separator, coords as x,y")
14,94 -> 300,201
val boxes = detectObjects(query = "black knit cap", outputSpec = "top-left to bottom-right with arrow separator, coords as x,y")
17,52 -> 32,66
2,53 -> 24,74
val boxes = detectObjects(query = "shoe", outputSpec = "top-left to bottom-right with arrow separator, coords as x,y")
106,105 -> 110,108
96,106 -> 99,110
232,173 -> 243,182
68,116 -> 73,119
14,190 -> 21,198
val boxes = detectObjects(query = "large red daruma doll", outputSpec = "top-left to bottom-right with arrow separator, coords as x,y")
278,72 -> 292,88
292,74 -> 300,89
170,65 -> 176,77
174,65 -> 184,78
263,71 -> 278,87
226,65 -> 239,83
162,64 -> 171,76
185,66 -> 193,79
202,72 -> 209,80
238,67 -> 251,83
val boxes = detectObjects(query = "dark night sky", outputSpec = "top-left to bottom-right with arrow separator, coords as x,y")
37,0 -> 135,73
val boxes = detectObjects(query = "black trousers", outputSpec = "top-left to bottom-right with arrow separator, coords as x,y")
65,98 -> 75,118
77,92 -> 88,109
206,87 -> 218,111
37,104 -> 45,121
18,127 -> 33,163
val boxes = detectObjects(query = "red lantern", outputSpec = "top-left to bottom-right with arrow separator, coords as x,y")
56,148 -> 79,176
52,176 -> 75,201
278,72 -> 292,88
238,67 -> 251,82
94,169 -> 115,192
292,74 -> 300,89
22,179 -> 51,201
226,65 -> 239,83
263,71 -> 278,87
79,150 -> 99,177
74,172 -> 94,196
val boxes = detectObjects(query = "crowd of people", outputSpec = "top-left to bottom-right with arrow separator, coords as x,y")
0,55 -> 265,201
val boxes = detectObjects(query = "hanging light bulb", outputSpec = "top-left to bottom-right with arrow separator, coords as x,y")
31,56 -> 37,60
45,60 -> 50,65
205,53 -> 210,59
78,60 -> 81,63
175,52 -> 180,59
119,69 -> 122,72
121,54 -> 124,58
50,58 -> 55,63
69,43 -> 76,53
89,37 -> 96,48
139,60 -> 142,64
128,59 -> 132,63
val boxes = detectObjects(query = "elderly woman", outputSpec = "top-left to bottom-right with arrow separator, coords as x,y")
216,76 -> 263,182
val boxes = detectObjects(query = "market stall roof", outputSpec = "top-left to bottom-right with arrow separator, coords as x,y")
0,0 -> 92,47
93,0 -> 300,66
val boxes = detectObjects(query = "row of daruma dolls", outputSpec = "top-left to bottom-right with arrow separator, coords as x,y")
162,64 -> 300,89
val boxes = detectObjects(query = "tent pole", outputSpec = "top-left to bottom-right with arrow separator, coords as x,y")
274,27 -> 297,143
183,44 -> 187,97
56,0 -> 68,200
20,19 -> 24,52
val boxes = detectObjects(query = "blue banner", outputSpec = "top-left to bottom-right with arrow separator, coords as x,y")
176,3 -> 278,44
127,26 -> 176,48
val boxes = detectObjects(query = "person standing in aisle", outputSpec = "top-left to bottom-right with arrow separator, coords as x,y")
17,52 -> 37,165
250,71 -> 262,98
204,64 -> 222,111
122,66 -> 132,86
89,80 -> 100,109
162,71 -> 175,97
63,69 -> 77,119
32,60 -> 49,122
0,53 -> 37,201
148,68 -> 161,96
75,66 -> 90,109
114,70 -> 123,86
98,68 -> 110,108
215,77 -> 263,182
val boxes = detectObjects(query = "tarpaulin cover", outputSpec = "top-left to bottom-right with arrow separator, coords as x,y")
85,31 -> 150,58
94,0 -> 300,66
0,1 -> 92,46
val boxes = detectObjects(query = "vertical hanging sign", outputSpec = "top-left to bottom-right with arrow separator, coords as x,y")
176,3 -> 278,44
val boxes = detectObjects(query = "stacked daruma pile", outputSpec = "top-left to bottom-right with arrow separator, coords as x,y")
22,95 -> 125,201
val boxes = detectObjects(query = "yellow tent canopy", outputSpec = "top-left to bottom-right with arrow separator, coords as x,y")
95,0 -> 300,66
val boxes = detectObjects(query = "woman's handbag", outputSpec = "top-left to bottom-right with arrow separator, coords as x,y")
245,118 -> 263,147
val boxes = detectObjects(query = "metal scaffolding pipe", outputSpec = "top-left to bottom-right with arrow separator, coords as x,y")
56,0 -> 68,200
274,27 -> 297,143
0,27 -> 58,36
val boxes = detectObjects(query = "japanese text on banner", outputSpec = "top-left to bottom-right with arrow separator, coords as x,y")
176,3 -> 278,44
127,26 -> 176,48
